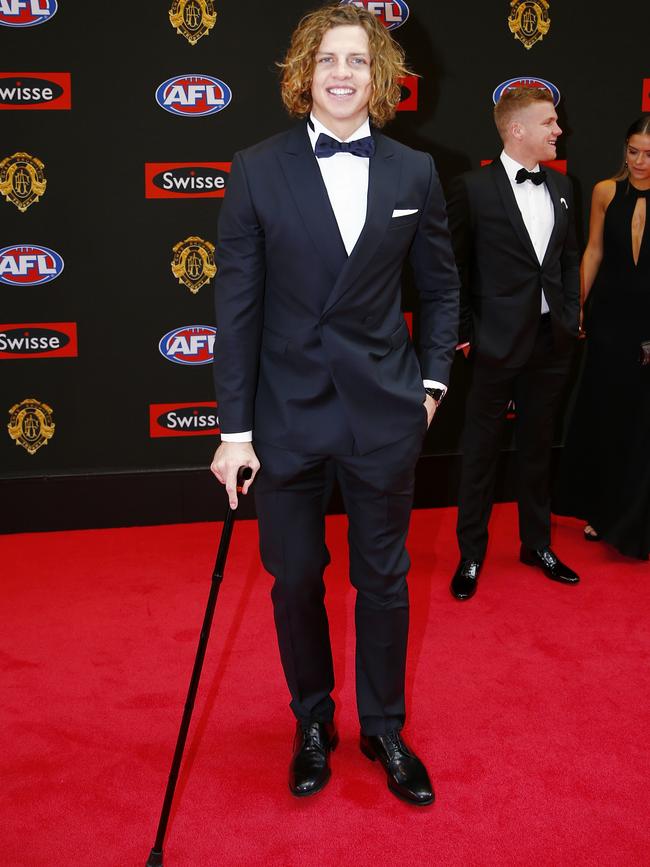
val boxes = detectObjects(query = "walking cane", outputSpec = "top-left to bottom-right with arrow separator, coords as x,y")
146,467 -> 253,867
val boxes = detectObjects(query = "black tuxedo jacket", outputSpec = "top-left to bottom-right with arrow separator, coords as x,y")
213,122 -> 460,455
447,159 -> 580,368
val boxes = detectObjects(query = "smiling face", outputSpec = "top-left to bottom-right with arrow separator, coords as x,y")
513,99 -> 562,167
626,133 -> 650,186
310,24 -> 372,139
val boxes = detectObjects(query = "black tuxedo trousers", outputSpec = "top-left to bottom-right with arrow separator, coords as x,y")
254,417 -> 427,737
457,315 -> 572,559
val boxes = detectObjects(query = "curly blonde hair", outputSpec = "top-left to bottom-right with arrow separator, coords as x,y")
278,3 -> 410,128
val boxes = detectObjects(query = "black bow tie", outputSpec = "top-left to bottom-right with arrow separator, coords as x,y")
314,132 -> 375,159
515,167 -> 547,186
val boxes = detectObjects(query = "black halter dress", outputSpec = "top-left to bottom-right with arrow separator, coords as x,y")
556,181 -> 650,559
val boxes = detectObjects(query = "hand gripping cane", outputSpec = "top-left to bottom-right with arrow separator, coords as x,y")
146,467 -> 253,867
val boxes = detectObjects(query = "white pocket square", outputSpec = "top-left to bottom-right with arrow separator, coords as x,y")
392,208 -> 418,218
560,197 -> 568,210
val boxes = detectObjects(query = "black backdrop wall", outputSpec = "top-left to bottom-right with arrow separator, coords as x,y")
1,1 -> 647,531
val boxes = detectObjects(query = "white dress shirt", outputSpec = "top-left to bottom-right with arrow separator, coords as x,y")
500,150 -> 552,314
308,114 -> 370,255
221,116 -> 444,443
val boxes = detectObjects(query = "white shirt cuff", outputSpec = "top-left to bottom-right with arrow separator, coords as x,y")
220,431 -> 253,442
423,380 -> 447,397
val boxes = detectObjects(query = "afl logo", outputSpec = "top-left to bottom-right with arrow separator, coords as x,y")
338,1 -> 409,30
0,245 -> 64,286
0,0 -> 57,27
155,74 -> 232,117
159,325 -> 216,365
493,77 -> 560,106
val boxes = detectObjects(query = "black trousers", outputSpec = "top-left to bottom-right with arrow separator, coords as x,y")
253,419 -> 426,737
457,316 -> 572,560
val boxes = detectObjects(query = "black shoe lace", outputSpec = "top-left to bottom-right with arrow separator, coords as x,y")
302,723 -> 325,752
538,549 -> 557,568
382,729 -> 404,759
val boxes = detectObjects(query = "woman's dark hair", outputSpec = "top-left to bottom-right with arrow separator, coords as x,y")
613,113 -> 650,180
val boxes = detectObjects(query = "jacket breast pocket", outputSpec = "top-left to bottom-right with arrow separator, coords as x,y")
388,215 -> 420,231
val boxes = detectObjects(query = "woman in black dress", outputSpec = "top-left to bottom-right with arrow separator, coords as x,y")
556,115 -> 650,559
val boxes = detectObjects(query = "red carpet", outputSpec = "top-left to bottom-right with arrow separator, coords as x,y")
2,505 -> 649,866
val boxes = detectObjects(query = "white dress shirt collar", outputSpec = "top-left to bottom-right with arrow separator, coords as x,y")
307,113 -> 371,149
500,149 -> 541,183
498,152 -> 552,314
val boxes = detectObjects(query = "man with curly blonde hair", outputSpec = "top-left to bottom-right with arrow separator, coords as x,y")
211,2 -> 459,804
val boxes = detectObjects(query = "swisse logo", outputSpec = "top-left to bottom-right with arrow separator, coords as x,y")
145,162 -> 231,199
149,402 -> 219,438
0,245 -> 64,286
0,72 -> 71,109
159,325 -> 216,365
339,1 -> 409,30
0,322 -> 77,358
155,74 -> 232,117
493,77 -> 560,106
397,75 -> 418,112
0,0 -> 57,27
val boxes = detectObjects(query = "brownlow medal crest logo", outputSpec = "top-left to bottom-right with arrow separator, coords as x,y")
508,0 -> 551,49
171,236 -> 217,294
7,398 -> 55,455
169,0 -> 217,45
0,152 -> 47,212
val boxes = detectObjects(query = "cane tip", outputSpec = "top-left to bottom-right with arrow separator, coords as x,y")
146,849 -> 163,867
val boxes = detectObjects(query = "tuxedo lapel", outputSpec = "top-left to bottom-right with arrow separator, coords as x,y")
322,131 -> 399,315
277,123 -> 348,281
491,160 -> 538,262
541,170 -> 563,266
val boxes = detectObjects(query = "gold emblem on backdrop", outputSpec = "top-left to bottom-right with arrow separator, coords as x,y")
508,0 -> 551,49
0,152 -> 47,212
171,236 -> 217,294
8,398 -> 55,455
169,0 -> 217,45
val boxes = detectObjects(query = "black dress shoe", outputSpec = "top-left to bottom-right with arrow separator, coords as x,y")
450,558 -> 482,600
519,545 -> 580,584
289,721 -> 338,797
360,730 -> 434,806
